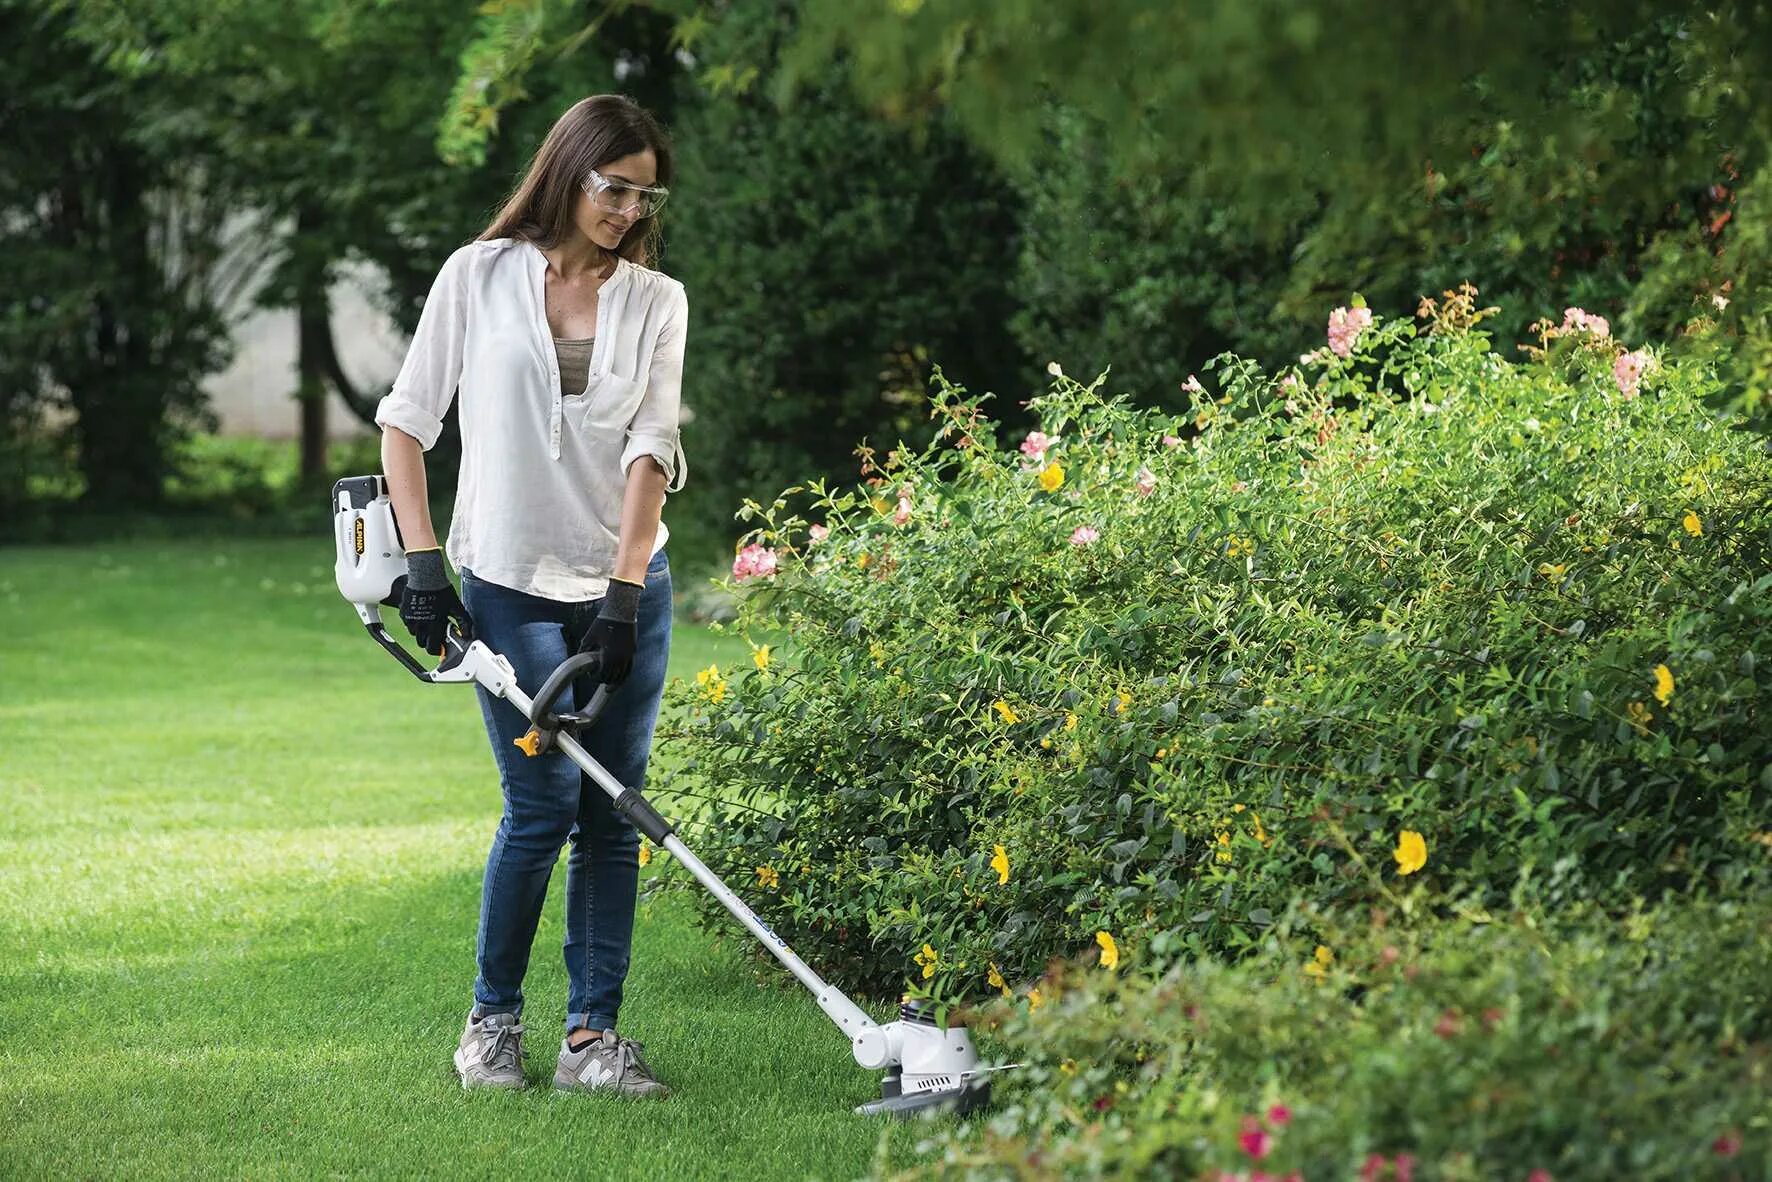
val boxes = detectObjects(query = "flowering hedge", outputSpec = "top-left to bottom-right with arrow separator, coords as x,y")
881,882 -> 1772,1180
650,286 -> 1771,1008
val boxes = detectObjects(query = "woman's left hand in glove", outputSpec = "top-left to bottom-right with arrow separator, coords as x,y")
577,576 -> 644,685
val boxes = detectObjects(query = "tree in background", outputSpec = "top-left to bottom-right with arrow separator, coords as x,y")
773,0 -> 1772,423
2,0 -> 240,513
660,1 -> 1024,513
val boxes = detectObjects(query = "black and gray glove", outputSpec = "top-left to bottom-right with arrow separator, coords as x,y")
399,547 -> 474,656
577,577 -> 643,686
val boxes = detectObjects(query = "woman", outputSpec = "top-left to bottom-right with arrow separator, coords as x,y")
375,94 -> 686,1098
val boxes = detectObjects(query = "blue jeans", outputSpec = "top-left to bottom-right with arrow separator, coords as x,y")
459,546 -> 672,1038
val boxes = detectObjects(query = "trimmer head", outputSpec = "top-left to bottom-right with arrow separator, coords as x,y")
852,999 -> 1004,1118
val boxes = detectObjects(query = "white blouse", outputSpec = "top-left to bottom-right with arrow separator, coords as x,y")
374,236 -> 688,603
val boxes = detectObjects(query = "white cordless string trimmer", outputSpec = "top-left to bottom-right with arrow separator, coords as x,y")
332,475 -> 1004,1116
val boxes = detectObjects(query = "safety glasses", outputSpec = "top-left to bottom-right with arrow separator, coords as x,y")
582,167 -> 670,219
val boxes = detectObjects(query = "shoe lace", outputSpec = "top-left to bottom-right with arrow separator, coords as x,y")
480,1020 -> 524,1071
613,1035 -> 656,1082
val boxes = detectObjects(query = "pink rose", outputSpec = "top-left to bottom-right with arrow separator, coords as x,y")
1135,466 -> 1158,497
1613,349 -> 1653,398
1327,305 -> 1374,358
894,496 -> 913,525
1162,434 -> 1184,449
1560,306 -> 1611,339
807,523 -> 828,544
1182,373 -> 1206,395
1265,1103 -> 1292,1128
1069,525 -> 1100,546
1019,430 -> 1053,461
731,544 -> 778,582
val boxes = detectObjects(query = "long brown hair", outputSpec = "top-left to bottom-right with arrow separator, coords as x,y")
478,95 -> 675,269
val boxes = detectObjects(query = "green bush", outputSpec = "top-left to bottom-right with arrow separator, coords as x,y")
879,882 -> 1772,1181
653,287 -> 1770,1007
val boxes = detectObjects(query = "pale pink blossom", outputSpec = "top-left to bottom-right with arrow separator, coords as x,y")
1182,373 -> 1206,396
1162,434 -> 1184,449
1614,349 -> 1654,398
1020,430 -> 1055,462
731,544 -> 779,582
1135,466 -> 1158,497
1560,306 -> 1611,339
1326,305 -> 1374,358
807,523 -> 829,544
1069,525 -> 1100,546
893,496 -> 913,525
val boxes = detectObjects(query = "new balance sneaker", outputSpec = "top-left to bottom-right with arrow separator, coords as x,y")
453,1009 -> 528,1090
554,1030 -> 671,1098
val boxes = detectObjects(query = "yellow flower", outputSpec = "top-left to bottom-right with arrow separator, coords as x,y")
1115,689 -> 1133,714
1038,462 -> 1065,492
871,496 -> 891,515
1536,561 -> 1567,578
1040,737 -> 1052,749
1682,510 -> 1703,537
1064,711 -> 1078,731
1627,700 -> 1653,734
987,963 -> 1009,996
1394,829 -> 1428,876
857,551 -> 871,569
1059,1058 -> 1077,1075
1232,803 -> 1246,813
1028,985 -> 1044,1011
755,865 -> 780,890
1653,663 -> 1674,707
1252,813 -> 1269,846
638,840 -> 652,868
1304,943 -> 1333,979
993,699 -> 1020,724
752,644 -> 771,671
990,843 -> 1010,885
695,663 -> 728,704
868,639 -> 887,666
1095,930 -> 1119,971
914,943 -> 939,980
1225,535 -> 1255,558
1215,830 -> 1232,864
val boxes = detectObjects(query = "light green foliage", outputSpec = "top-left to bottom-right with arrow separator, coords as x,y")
886,886 -> 1772,1180
655,286 -> 1771,1010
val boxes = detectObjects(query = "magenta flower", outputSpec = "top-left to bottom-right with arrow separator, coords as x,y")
1069,525 -> 1100,546
1560,306 -> 1611,339
1712,1131 -> 1742,1158
1613,349 -> 1653,398
1527,1171 -> 1554,1182
731,544 -> 778,582
1265,1103 -> 1292,1128
1392,1154 -> 1415,1182
1135,466 -> 1158,497
1239,1116 -> 1273,1160
1326,305 -> 1374,358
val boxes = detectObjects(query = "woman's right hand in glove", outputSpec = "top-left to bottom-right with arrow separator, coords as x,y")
400,547 -> 474,655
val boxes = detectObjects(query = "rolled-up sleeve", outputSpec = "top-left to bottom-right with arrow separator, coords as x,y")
375,247 -> 469,451
620,282 -> 689,493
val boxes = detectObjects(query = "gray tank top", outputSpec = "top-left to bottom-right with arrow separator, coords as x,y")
554,335 -> 595,397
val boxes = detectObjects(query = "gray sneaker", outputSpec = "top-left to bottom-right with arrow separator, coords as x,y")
454,1010 -> 527,1090
554,1030 -> 670,1098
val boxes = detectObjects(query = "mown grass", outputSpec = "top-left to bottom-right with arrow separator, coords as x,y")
0,538 -> 940,1180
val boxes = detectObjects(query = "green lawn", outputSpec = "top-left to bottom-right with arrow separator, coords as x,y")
0,538 -> 937,1180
